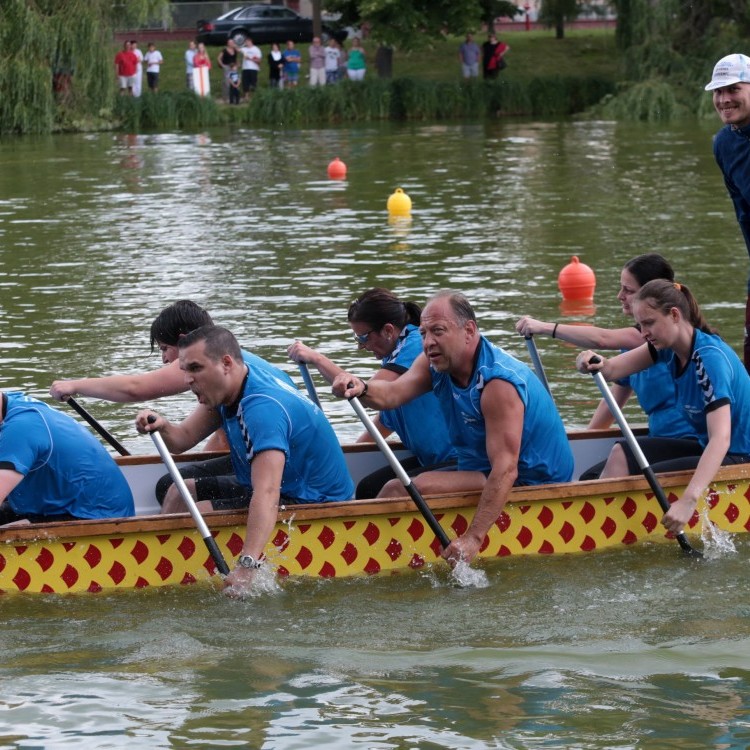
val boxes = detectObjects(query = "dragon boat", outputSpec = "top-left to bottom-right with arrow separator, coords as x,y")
1,429 -> 748,595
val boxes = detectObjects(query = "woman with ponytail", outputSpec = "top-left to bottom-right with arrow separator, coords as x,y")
577,279 -> 750,535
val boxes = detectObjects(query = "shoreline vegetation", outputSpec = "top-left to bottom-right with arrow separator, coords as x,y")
6,25 -> 727,135
70,31 -> 621,133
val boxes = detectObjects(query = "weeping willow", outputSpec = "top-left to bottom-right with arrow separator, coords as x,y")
0,0 -> 169,134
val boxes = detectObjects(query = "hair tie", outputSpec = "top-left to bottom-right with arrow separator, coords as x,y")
674,282 -> 682,291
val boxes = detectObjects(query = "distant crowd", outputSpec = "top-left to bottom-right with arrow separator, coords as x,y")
113,36 -> 367,101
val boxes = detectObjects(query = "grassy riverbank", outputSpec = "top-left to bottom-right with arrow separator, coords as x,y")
110,30 -> 619,128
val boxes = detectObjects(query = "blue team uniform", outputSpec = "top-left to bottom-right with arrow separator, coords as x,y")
651,330 -> 750,456
0,392 -> 134,519
242,349 -> 294,387
379,324 -> 456,466
220,365 -> 354,503
430,336 -> 574,484
616,354 -> 693,438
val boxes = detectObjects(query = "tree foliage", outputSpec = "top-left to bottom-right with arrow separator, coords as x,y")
0,0 -> 170,134
539,0 -> 583,39
325,0 -> 483,48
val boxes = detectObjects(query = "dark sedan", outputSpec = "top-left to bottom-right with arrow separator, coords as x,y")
196,5 -> 347,47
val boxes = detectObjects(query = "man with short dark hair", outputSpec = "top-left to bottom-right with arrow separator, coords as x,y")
706,53 -> 750,373
137,325 -> 354,596
114,41 -> 138,96
333,291 -> 573,566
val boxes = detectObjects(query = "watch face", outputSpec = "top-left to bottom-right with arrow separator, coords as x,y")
239,555 -> 261,569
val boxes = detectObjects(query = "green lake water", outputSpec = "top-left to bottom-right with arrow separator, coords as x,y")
0,118 -> 749,748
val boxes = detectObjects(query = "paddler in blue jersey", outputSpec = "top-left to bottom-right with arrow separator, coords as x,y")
136,325 -> 353,596
333,290 -> 573,566
0,391 -> 133,525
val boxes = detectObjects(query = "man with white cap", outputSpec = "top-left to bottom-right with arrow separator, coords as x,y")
706,53 -> 750,372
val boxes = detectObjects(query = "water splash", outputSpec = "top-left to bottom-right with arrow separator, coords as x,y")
451,560 -> 490,589
698,501 -> 737,560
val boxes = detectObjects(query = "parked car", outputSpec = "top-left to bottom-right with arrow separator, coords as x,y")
196,5 -> 348,47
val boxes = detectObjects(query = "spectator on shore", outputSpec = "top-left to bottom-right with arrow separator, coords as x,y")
192,43 -> 212,96
144,43 -> 163,93
459,33 -> 481,79
217,39 -> 238,103
346,37 -> 366,81
325,39 -> 341,84
482,34 -> 509,79
185,40 -> 197,90
131,40 -> 144,97
309,36 -> 326,86
114,41 -> 138,96
282,40 -> 302,88
228,62 -> 241,104
237,37 -> 262,101
268,43 -> 284,88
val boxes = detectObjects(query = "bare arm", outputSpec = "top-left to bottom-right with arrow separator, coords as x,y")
223,449 -> 285,595
576,344 -> 654,382
516,315 -> 644,350
287,340 -> 345,385
135,404 -> 221,454
50,359 -> 187,402
0,468 -> 24,506
662,405 -> 731,535
587,383 -> 633,429
332,353 -> 432,409
441,379 -> 522,564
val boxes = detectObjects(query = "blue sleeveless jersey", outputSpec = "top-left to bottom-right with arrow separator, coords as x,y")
379,325 -> 456,465
220,363 -> 354,503
0,392 -> 134,518
430,336 -> 573,484
653,330 -> 750,454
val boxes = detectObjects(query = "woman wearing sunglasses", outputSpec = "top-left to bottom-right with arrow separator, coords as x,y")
288,288 -> 456,498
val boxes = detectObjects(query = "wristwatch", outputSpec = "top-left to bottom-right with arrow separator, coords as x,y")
237,554 -> 263,569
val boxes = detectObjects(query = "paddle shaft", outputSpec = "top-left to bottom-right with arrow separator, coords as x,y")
298,363 -> 322,408
66,397 -> 130,456
147,419 -> 230,575
590,362 -> 700,557
348,395 -> 451,549
524,335 -> 552,395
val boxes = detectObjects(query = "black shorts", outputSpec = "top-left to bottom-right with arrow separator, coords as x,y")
241,69 -> 258,93
155,455 -> 303,510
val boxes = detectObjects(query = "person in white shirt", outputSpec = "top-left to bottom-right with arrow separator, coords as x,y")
144,43 -> 164,93
237,38 -> 262,101
184,41 -> 197,90
131,40 -> 144,97
324,39 -> 341,84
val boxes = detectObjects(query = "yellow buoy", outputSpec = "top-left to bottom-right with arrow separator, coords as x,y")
387,187 -> 412,217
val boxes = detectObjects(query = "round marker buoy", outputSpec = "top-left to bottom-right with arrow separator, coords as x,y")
387,187 -> 412,217
557,256 -> 596,301
327,157 -> 347,180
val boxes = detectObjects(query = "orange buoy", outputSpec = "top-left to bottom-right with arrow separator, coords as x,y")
557,256 -> 596,301
387,187 -> 412,217
327,157 -> 347,180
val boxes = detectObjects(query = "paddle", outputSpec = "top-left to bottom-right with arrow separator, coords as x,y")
348,394 -> 452,550
523,334 -> 552,395
588,357 -> 702,557
146,416 -> 230,576
66,396 -> 131,456
298,362 -> 322,408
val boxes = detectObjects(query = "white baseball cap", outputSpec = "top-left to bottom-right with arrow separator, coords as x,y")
705,53 -> 750,91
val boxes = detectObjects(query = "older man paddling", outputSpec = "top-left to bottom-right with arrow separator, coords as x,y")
706,53 -> 750,373
136,325 -> 353,596
332,291 -> 573,566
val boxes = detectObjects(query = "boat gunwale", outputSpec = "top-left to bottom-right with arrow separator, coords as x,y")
3,459 -> 747,544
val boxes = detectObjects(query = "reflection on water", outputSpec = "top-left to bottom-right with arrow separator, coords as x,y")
0,120 -> 748,748
0,119 -> 739,450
